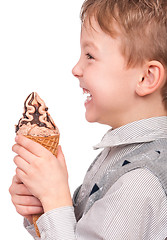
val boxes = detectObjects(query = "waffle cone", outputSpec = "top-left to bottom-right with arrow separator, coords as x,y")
25,134 -> 59,237
26,134 -> 59,157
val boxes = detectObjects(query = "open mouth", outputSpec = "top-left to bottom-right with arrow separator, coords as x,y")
83,88 -> 92,105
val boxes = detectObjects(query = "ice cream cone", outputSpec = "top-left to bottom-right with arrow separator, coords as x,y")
32,214 -> 41,238
25,134 -> 59,237
15,92 -> 60,237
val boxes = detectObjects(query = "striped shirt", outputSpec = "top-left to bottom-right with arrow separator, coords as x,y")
24,116 -> 167,240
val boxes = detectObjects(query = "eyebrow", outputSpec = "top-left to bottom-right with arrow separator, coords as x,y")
82,41 -> 99,51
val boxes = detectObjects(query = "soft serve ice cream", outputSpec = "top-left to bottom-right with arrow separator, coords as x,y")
16,92 -> 59,137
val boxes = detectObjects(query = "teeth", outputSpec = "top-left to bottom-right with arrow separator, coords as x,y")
83,88 -> 91,97
86,92 -> 91,97
83,88 -> 92,104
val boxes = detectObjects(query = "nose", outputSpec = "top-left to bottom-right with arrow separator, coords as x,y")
72,58 -> 83,79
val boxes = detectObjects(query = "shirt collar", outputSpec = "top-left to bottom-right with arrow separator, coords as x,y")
94,116 -> 167,149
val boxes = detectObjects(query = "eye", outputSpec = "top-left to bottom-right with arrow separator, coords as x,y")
86,53 -> 94,60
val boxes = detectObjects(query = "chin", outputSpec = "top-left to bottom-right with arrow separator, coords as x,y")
85,112 -> 97,123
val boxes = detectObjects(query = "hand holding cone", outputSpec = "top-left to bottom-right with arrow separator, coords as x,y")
26,134 -> 59,237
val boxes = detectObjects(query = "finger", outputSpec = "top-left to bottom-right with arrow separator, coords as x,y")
12,144 -> 35,164
16,167 -> 28,184
15,184 -> 32,196
15,205 -> 43,217
11,175 -> 32,195
15,135 -> 50,157
57,145 -> 67,168
9,178 -> 31,196
57,145 -> 65,162
14,183 -> 32,196
12,175 -> 22,184
14,155 -> 30,173
13,195 -> 42,207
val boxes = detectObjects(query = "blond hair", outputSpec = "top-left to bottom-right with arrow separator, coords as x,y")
80,0 -> 167,109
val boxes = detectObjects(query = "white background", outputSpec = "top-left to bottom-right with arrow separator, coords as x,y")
0,1 -> 109,239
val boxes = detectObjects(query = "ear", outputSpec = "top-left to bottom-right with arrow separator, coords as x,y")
136,61 -> 165,96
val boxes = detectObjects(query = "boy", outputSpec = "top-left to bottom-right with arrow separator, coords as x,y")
9,0 -> 167,239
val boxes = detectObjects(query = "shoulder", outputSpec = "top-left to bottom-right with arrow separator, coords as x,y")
97,170 -> 167,239
107,168 -> 166,202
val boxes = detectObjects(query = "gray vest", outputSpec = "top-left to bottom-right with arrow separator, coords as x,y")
73,138 -> 167,221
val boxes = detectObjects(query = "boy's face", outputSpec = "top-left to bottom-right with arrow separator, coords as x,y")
72,18 -> 144,128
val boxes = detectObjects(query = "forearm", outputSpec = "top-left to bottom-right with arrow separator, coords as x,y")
41,185 -> 73,213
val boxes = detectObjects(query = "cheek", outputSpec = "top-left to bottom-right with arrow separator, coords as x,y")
94,81 -> 131,109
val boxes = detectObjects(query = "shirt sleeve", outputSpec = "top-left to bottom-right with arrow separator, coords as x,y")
24,168 -> 167,240
24,206 -> 77,240
24,218 -> 40,240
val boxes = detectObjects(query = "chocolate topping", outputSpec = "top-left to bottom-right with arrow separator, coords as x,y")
16,92 -> 56,133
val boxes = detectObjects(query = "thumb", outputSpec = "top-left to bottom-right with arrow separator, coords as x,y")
57,145 -> 66,166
